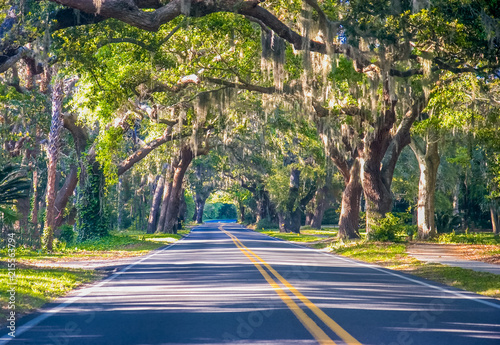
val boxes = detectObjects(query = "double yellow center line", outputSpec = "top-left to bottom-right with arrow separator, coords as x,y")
219,225 -> 361,345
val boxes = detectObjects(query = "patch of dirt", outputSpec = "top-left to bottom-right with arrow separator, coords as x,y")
408,243 -> 500,265
11,250 -> 152,270
455,245 -> 500,264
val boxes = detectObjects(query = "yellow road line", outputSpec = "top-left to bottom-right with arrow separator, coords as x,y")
230,235 -> 337,345
220,226 -> 362,345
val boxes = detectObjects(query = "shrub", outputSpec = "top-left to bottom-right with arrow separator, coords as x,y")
435,212 -> 462,233
368,213 -> 416,242
321,207 -> 339,225
243,212 -> 255,225
58,224 -> 76,244
52,238 -> 67,251
255,218 -> 278,230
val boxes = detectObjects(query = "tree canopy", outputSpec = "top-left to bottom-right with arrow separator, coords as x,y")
0,0 -> 499,247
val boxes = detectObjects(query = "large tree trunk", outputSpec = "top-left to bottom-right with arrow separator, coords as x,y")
361,89 -> 423,234
255,189 -> 273,223
195,195 -> 206,223
279,168 -> 301,233
310,186 -> 328,229
363,177 -> 393,234
147,175 -> 165,234
411,135 -> 440,240
117,178 -> 122,231
162,146 -> 194,234
338,159 -> 362,239
30,167 -> 40,245
157,167 -> 173,233
238,200 -> 245,223
192,194 -> 197,221
452,183 -> 460,216
54,165 -> 78,230
178,188 -> 187,230
305,211 -> 314,226
490,199 -> 499,235
43,80 -> 63,251
278,209 -> 301,233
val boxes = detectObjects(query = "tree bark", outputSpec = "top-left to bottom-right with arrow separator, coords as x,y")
338,159 -> 362,239
363,163 -> 394,234
117,126 -> 174,176
362,96 -> 423,234
162,146 -> 194,234
157,166 -> 174,233
255,189 -> 273,223
452,183 -> 460,216
178,188 -> 187,230
278,209 -> 301,233
43,79 -> 63,251
147,175 -> 164,234
490,199 -> 499,235
30,167 -> 40,244
54,165 -> 78,229
238,200 -> 245,223
195,196 -> 206,223
310,186 -> 327,229
278,168 -> 301,233
411,134 -> 440,240
305,211 -> 313,226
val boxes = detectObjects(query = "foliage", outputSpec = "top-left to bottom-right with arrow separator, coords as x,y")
203,202 -> 237,220
0,164 -> 30,206
321,207 -> 339,225
255,218 -> 279,230
76,164 -> 109,241
368,213 -> 416,242
435,211 -> 462,233
58,224 -> 76,244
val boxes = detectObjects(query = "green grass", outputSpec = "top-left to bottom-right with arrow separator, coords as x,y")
329,241 -> 500,298
409,264 -> 500,298
0,265 -> 101,324
0,230 -> 190,263
330,242 -> 412,267
435,231 -> 500,245
0,229 -> 190,326
255,227 -> 338,243
112,229 -> 189,246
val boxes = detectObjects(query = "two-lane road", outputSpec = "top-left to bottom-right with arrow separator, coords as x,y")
2,223 -> 500,344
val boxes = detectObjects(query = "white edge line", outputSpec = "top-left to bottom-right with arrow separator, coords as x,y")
0,233 -> 191,344
246,227 -> 500,310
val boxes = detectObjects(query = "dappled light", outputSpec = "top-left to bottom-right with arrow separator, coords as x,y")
1,0 -> 500,343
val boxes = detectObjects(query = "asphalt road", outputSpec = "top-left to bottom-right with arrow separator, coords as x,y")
2,223 -> 500,345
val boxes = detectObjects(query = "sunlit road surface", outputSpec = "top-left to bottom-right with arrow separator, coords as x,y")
2,223 -> 500,345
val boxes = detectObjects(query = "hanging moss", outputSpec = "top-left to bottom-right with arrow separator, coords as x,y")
272,33 -> 285,91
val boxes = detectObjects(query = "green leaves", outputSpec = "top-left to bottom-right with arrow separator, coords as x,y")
0,164 -> 30,206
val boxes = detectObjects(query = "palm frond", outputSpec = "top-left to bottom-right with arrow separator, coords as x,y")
0,164 -> 31,206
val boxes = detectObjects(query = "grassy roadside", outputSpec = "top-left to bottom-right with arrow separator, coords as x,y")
0,229 -> 189,327
4,230 -> 189,264
331,242 -> 500,299
0,265 -> 101,323
253,227 -> 500,299
254,227 -> 340,248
